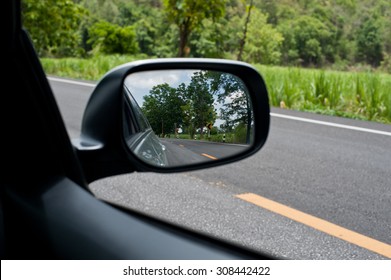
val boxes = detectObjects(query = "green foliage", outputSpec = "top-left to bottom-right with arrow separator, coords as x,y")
22,0 -> 88,57
215,11 -> 243,60
242,8 -> 283,65
25,0 -> 391,125
258,0 -> 278,25
80,0 -> 119,23
41,55 -> 391,124
354,74 -> 391,121
88,21 -> 139,54
116,1 -> 172,56
314,71 -> 331,106
189,18 -> 227,58
24,0 -> 391,68
233,123 -> 248,143
209,72 -> 252,128
257,64 -> 391,124
356,16 -> 383,66
280,15 -> 335,66
140,71 -> 217,138
142,83 -> 185,136
183,72 -> 217,138
163,0 -> 226,57
380,52 -> 391,74
40,54 -> 148,80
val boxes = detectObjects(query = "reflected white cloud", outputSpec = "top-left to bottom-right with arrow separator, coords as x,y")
124,70 -> 196,105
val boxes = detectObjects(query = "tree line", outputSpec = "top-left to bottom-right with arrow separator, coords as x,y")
22,0 -> 391,72
140,70 -> 253,143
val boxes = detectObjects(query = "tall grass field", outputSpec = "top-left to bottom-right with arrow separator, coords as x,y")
258,65 -> 391,124
41,56 -> 391,124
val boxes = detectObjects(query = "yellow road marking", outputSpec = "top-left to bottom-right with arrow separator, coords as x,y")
201,153 -> 218,160
179,144 -> 184,147
236,193 -> 391,259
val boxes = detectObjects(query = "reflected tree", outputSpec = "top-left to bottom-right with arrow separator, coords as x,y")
142,83 -> 185,136
142,71 -> 216,139
182,71 -> 216,139
209,72 -> 253,144
141,70 -> 251,143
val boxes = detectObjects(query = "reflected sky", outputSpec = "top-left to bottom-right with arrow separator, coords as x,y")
124,70 -> 197,106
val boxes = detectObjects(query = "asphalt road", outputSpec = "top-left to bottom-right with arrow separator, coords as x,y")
49,76 -> 391,260
161,138 -> 249,166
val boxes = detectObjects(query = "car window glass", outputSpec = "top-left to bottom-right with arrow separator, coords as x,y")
124,86 -> 150,133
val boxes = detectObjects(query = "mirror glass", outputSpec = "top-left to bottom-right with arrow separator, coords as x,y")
123,69 -> 254,168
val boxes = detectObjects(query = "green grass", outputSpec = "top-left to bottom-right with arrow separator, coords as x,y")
41,54 -> 151,81
256,64 -> 391,124
40,56 -> 391,124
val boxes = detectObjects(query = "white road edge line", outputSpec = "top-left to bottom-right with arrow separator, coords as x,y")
48,77 -> 96,88
271,113 -> 391,137
48,77 -> 391,137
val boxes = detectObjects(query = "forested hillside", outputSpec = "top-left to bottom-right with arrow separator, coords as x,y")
22,0 -> 391,72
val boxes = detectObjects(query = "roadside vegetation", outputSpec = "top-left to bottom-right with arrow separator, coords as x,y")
259,65 -> 391,124
24,0 -> 391,124
42,56 -> 391,124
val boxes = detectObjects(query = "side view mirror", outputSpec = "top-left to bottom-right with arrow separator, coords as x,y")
73,59 -> 270,182
123,69 -> 255,168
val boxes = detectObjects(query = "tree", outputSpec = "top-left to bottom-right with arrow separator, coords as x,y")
209,72 -> 253,143
356,16 -> 383,66
22,0 -> 87,57
280,15 -> 334,66
242,8 -> 283,65
259,0 -> 278,25
142,83 -> 185,136
237,0 -> 253,61
182,72 -> 217,138
87,21 -> 139,54
116,1 -> 170,56
140,71 -> 216,139
163,0 -> 226,57
80,0 -> 119,23
189,18 -> 228,58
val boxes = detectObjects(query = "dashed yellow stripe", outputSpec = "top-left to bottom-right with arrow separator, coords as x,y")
201,153 -> 218,160
236,192 -> 391,259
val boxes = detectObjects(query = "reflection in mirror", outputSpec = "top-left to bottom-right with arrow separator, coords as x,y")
123,70 -> 254,168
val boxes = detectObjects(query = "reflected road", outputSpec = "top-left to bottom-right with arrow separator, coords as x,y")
161,138 -> 249,166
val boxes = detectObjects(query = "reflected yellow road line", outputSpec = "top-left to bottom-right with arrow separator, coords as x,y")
236,193 -> 391,259
202,153 -> 218,160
